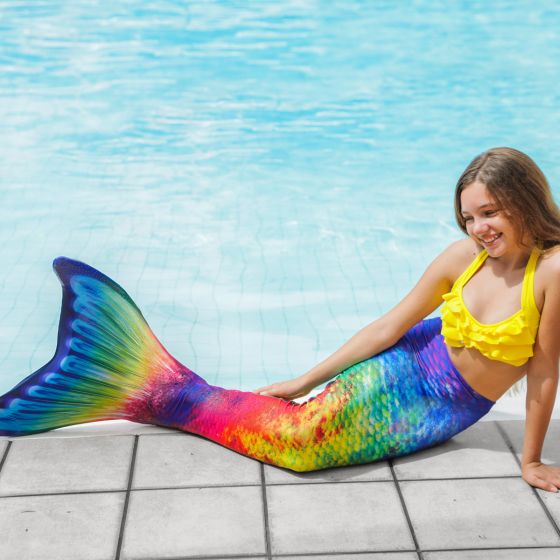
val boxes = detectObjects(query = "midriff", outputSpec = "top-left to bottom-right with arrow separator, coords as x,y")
446,344 -> 526,401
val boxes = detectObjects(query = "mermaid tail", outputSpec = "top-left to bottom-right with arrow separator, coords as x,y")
0,257 -> 198,437
174,320 -> 495,471
0,257 -> 495,472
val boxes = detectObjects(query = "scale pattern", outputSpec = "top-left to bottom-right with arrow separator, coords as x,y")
0,258 -> 494,471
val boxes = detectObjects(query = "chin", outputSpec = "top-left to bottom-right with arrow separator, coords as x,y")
486,247 -> 504,257
484,240 -> 507,256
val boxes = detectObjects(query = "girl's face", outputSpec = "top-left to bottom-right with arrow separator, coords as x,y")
460,180 -> 522,257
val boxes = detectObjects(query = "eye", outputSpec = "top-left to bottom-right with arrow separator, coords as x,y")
463,216 -> 473,222
485,210 -> 497,217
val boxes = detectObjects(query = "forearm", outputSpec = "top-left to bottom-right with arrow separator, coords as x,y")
297,319 -> 396,392
522,371 -> 558,467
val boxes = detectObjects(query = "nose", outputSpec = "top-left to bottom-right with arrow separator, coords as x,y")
471,218 -> 490,236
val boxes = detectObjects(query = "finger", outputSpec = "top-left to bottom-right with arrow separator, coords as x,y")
529,475 -> 558,493
540,476 -> 560,492
540,479 -> 560,492
535,468 -> 560,490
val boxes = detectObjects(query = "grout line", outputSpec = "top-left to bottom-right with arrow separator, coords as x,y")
387,474 -> 521,482
0,472 -> 534,500
494,421 -> 520,464
126,545 -> 560,559
119,480 -> 264,491
421,545 -> 560,552
0,440 -> 12,475
262,474 -> 522,486
0,482 -> 261,499
260,463 -> 273,560
0,489 -> 128,499
389,459 -> 421,555
114,434 -> 139,560
496,421 -> 560,540
266,550 -> 418,558
128,554 -> 268,560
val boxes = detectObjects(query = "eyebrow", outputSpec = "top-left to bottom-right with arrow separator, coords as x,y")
461,203 -> 496,215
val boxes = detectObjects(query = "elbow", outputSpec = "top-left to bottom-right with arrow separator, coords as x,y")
373,320 -> 401,350
526,367 -> 559,406
527,360 -> 559,382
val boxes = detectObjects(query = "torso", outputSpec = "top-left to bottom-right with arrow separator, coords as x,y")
444,239 -> 551,401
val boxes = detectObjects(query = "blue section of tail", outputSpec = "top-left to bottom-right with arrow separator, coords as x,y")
0,257 -> 176,437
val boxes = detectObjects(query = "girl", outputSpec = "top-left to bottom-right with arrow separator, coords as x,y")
1,147 -> 559,493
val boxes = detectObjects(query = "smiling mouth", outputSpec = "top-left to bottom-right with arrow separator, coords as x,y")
480,233 -> 502,245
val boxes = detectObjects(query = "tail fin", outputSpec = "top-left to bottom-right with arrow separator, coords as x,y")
0,257 -> 190,437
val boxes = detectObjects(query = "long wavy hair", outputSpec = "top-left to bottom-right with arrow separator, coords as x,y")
454,147 -> 560,252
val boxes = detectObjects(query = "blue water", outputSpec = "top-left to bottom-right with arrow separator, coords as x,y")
1,1 -> 560,394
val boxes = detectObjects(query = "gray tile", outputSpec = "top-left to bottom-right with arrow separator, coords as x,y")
424,550 -> 560,560
275,554 -> 418,559
0,492 -> 124,560
0,439 -> 7,456
0,435 -> 133,495
121,486 -> 266,558
538,489 -> 560,529
133,433 -> 260,488
264,459 -> 392,485
393,422 -> 519,479
500,419 -> 560,464
401,478 -> 560,549
267,482 -> 413,554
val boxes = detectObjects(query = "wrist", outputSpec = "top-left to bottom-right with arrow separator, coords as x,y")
298,373 -> 317,393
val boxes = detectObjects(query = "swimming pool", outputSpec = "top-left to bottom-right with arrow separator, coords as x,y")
1,1 -> 559,419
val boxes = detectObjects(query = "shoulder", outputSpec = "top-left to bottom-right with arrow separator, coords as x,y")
536,246 -> 560,291
443,237 -> 481,259
538,245 -> 560,274
435,237 -> 481,281
535,246 -> 560,313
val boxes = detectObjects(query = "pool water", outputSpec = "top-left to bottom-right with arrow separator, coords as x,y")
1,1 -> 559,420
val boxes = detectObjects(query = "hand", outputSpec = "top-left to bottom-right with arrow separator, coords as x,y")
522,462 -> 560,493
254,378 -> 311,400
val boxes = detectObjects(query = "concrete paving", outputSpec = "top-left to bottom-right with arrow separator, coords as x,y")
0,420 -> 559,560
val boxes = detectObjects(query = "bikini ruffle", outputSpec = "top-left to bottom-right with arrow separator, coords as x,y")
440,291 -> 537,366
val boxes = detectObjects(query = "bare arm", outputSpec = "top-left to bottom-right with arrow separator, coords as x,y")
522,258 -> 560,492
522,369 -> 559,490
255,241 -> 464,398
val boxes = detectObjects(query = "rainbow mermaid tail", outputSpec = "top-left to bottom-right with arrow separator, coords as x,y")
0,257 -> 495,471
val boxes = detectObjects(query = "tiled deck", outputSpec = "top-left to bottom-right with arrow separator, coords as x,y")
1,420 -> 559,560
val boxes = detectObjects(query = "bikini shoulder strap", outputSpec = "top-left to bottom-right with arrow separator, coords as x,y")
522,247 -> 541,312
455,249 -> 489,288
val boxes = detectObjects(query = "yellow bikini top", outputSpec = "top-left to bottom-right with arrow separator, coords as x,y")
441,247 -> 541,366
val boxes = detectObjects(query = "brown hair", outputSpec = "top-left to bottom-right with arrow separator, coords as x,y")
454,147 -> 560,252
